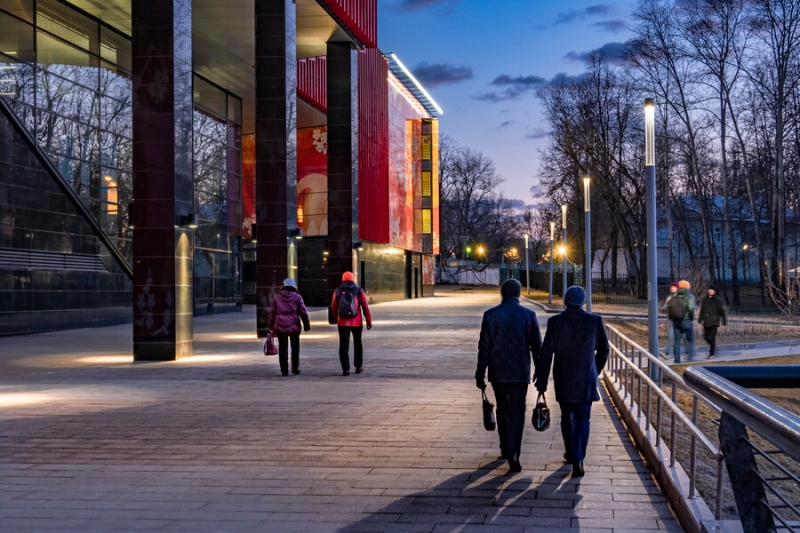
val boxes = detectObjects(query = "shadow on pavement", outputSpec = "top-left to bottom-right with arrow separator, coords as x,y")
337,460 -> 581,532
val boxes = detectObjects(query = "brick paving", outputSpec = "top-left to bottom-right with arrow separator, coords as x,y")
0,291 -> 682,532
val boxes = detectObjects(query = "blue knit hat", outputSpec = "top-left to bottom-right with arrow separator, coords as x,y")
283,278 -> 297,288
564,285 -> 585,307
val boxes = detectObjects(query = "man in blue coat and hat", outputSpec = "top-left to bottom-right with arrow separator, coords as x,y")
534,286 -> 609,477
476,279 -> 542,473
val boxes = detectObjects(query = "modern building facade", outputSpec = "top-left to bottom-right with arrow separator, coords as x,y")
0,0 -> 441,360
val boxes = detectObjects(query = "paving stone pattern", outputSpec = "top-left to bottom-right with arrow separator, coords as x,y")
0,291 -> 683,532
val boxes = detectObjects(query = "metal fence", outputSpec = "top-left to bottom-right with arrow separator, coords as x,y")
606,325 -> 800,533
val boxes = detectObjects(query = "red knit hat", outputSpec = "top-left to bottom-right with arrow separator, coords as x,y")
342,271 -> 355,282
670,282 -> 679,289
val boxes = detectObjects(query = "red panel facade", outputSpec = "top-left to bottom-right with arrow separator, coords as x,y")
317,0 -> 377,49
297,57 -> 327,112
358,48 -> 389,244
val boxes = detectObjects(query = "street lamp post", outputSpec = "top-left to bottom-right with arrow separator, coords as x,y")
524,234 -> 531,295
561,204 -> 568,299
549,222 -> 555,304
584,176 -> 592,313
645,98 -> 659,359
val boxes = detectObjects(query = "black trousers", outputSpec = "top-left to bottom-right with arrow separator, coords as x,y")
277,333 -> 300,375
338,325 -> 363,371
491,383 -> 528,460
560,402 -> 592,463
703,325 -> 719,355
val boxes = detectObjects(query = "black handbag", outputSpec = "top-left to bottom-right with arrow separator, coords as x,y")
531,392 -> 550,432
482,390 -> 496,431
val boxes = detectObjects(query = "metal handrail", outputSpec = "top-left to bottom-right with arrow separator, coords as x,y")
606,325 -> 725,519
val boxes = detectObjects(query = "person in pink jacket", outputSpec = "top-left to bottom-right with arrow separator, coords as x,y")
267,278 -> 310,376
330,271 -> 372,376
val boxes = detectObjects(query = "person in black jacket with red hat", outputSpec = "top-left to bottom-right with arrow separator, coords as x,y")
535,286 -> 609,477
475,278 -> 542,473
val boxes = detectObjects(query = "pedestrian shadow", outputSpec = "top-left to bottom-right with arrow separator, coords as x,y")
337,460 -> 581,532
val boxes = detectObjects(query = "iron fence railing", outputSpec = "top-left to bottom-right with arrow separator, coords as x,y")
606,325 -> 726,519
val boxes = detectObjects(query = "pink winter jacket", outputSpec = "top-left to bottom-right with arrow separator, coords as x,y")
267,287 -> 310,335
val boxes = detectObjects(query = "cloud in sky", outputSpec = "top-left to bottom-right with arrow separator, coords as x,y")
555,4 -> 616,24
507,199 -> 527,211
472,74 -> 547,102
387,0 -> 460,14
563,41 -> 629,65
592,19 -> 630,33
411,62 -> 473,88
499,120 -> 518,128
525,128 -> 552,140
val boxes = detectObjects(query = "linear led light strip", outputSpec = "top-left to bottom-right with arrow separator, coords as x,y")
389,53 -> 444,116
388,74 -> 427,116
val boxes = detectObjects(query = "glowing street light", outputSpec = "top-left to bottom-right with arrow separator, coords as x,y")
548,222 -> 555,304
561,204 -> 568,298
584,176 -> 592,313
644,98 -> 658,360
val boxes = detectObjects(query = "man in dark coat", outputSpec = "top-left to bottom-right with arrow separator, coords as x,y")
475,279 -> 542,473
534,286 -> 609,477
698,285 -> 726,360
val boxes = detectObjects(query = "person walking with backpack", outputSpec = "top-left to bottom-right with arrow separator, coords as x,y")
330,271 -> 372,376
662,282 -> 679,355
534,286 -> 609,477
475,279 -> 542,473
698,285 -> 726,360
668,280 -> 696,364
267,278 -> 311,376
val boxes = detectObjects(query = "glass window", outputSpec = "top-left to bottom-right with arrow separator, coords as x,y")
0,0 -> 34,23
193,76 -> 226,121
100,26 -> 130,72
36,0 -> 98,55
0,10 -> 34,63
37,30 -> 98,72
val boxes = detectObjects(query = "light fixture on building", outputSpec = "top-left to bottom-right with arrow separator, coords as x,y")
353,242 -> 364,251
289,228 -> 303,240
181,213 -> 198,228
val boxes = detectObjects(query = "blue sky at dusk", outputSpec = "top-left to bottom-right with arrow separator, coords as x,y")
378,0 -> 636,209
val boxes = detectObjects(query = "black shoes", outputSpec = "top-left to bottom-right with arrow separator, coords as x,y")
563,452 -> 570,463
355,367 -> 363,374
706,354 -> 715,360
572,461 -> 585,477
281,371 -> 289,377
508,454 -> 522,473
342,370 -> 350,376
292,369 -> 301,375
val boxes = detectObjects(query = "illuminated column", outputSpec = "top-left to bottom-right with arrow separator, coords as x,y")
131,0 -> 194,360
549,221 -> 555,304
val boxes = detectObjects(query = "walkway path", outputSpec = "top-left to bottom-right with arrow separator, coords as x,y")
0,291 -> 682,532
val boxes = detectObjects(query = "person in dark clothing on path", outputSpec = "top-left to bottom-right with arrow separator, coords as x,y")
698,285 -> 726,360
534,286 -> 609,477
475,279 -> 542,473
330,271 -> 372,376
267,278 -> 311,376
671,280 -> 696,364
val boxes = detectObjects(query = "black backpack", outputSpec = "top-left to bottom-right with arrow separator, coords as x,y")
667,296 -> 686,321
337,286 -> 360,319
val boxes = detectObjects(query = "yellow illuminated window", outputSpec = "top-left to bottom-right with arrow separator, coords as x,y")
422,209 -> 431,234
422,171 -> 432,196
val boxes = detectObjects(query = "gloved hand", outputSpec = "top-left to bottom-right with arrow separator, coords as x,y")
304,327 -> 310,333
476,377 -> 486,391
366,323 -> 372,330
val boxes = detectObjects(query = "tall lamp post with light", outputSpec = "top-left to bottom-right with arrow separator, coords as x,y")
645,98 -> 659,358
523,234 -> 531,295
561,204 -> 568,298
583,176 -> 592,313
549,222 -> 555,304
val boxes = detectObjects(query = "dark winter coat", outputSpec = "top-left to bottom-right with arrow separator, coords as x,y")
475,297 -> 542,384
698,294 -> 727,327
268,286 -> 310,335
330,281 -> 372,327
534,306 -> 610,403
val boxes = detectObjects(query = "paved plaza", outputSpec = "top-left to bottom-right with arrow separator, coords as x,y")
0,290 -> 682,532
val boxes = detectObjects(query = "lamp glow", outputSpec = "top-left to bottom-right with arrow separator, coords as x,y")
558,245 -> 566,255
390,53 -> 444,116
644,99 -> 655,166
583,176 -> 591,212
561,204 -> 567,226
550,221 -> 555,241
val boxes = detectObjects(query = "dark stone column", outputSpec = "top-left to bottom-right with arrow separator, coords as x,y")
326,42 -> 358,318
255,0 -> 297,337
131,0 -> 194,360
